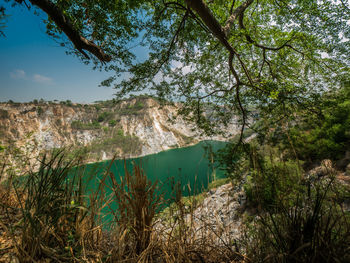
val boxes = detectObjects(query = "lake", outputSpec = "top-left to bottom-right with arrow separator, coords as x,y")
80,140 -> 228,221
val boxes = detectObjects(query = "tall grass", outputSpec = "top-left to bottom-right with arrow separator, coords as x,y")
244,173 -> 350,262
0,151 -> 107,262
2,146 -> 349,262
105,161 -> 162,261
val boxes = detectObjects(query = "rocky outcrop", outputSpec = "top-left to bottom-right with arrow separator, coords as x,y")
187,183 -> 244,244
156,183 -> 245,247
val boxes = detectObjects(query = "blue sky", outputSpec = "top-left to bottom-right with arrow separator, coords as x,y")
0,3 -> 123,103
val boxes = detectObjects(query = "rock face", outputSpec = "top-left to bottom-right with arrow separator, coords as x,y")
0,97 -> 239,176
156,183 -> 245,246
189,183 -> 244,243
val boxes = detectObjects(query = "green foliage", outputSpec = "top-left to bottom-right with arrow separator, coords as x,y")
285,85 -> 350,164
7,0 -> 349,134
108,119 -> 117,127
0,109 -> 8,118
71,120 -> 101,130
87,130 -> 141,157
243,154 -> 302,209
94,99 -> 118,108
119,102 -> 145,115
97,111 -> 113,122
12,152 -> 90,260
216,142 -> 250,183
36,106 -> 44,116
245,177 -> 350,263
51,146 -> 89,162
116,129 -> 124,136
94,104 -> 101,112
218,138 -> 302,210
0,6 -> 7,37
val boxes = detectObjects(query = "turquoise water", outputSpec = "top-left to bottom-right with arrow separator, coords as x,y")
81,140 -> 227,221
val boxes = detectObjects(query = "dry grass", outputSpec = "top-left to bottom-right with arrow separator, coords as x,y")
2,149 -> 349,262
0,153 -> 245,263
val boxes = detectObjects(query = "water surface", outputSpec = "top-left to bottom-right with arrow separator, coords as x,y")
82,140 -> 228,221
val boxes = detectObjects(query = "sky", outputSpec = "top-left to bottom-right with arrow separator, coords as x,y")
0,3 -> 124,103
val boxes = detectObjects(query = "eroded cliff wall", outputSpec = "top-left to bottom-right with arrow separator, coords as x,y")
0,97 -> 239,175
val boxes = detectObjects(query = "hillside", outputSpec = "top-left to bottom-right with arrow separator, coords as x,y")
0,97 -> 239,176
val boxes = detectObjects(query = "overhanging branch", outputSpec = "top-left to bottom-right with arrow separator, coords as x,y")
16,0 -> 112,62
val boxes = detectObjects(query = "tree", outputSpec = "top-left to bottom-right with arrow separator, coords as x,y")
5,0 -> 350,135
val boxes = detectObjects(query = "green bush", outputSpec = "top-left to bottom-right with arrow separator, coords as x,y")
216,142 -> 250,183
37,106 -> 44,116
0,109 -> 8,118
119,102 -> 145,115
71,120 -> 101,130
244,157 -> 302,209
97,111 -> 112,122
88,131 -> 141,156
117,129 -> 124,136
283,85 -> 350,164
109,119 -> 117,127
245,176 -> 350,263
94,104 -> 101,112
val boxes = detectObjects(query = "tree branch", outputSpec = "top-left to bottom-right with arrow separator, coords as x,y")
17,0 -> 112,62
223,0 -> 254,37
184,0 -> 232,51
184,0 -> 254,86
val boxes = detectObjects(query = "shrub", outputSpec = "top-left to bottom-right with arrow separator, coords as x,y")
117,129 -> 123,136
216,142 -> 250,183
108,119 -> 117,127
71,120 -> 101,130
36,106 -> 44,116
119,102 -> 145,115
97,111 -> 112,122
245,176 -> 350,263
94,104 -> 101,112
87,131 -> 142,157
281,85 -> 350,165
244,156 -> 302,209
0,109 -> 8,118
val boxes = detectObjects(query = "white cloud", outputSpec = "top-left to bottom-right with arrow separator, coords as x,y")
10,70 -> 53,85
172,61 -> 192,74
33,74 -> 53,84
10,69 -> 26,79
